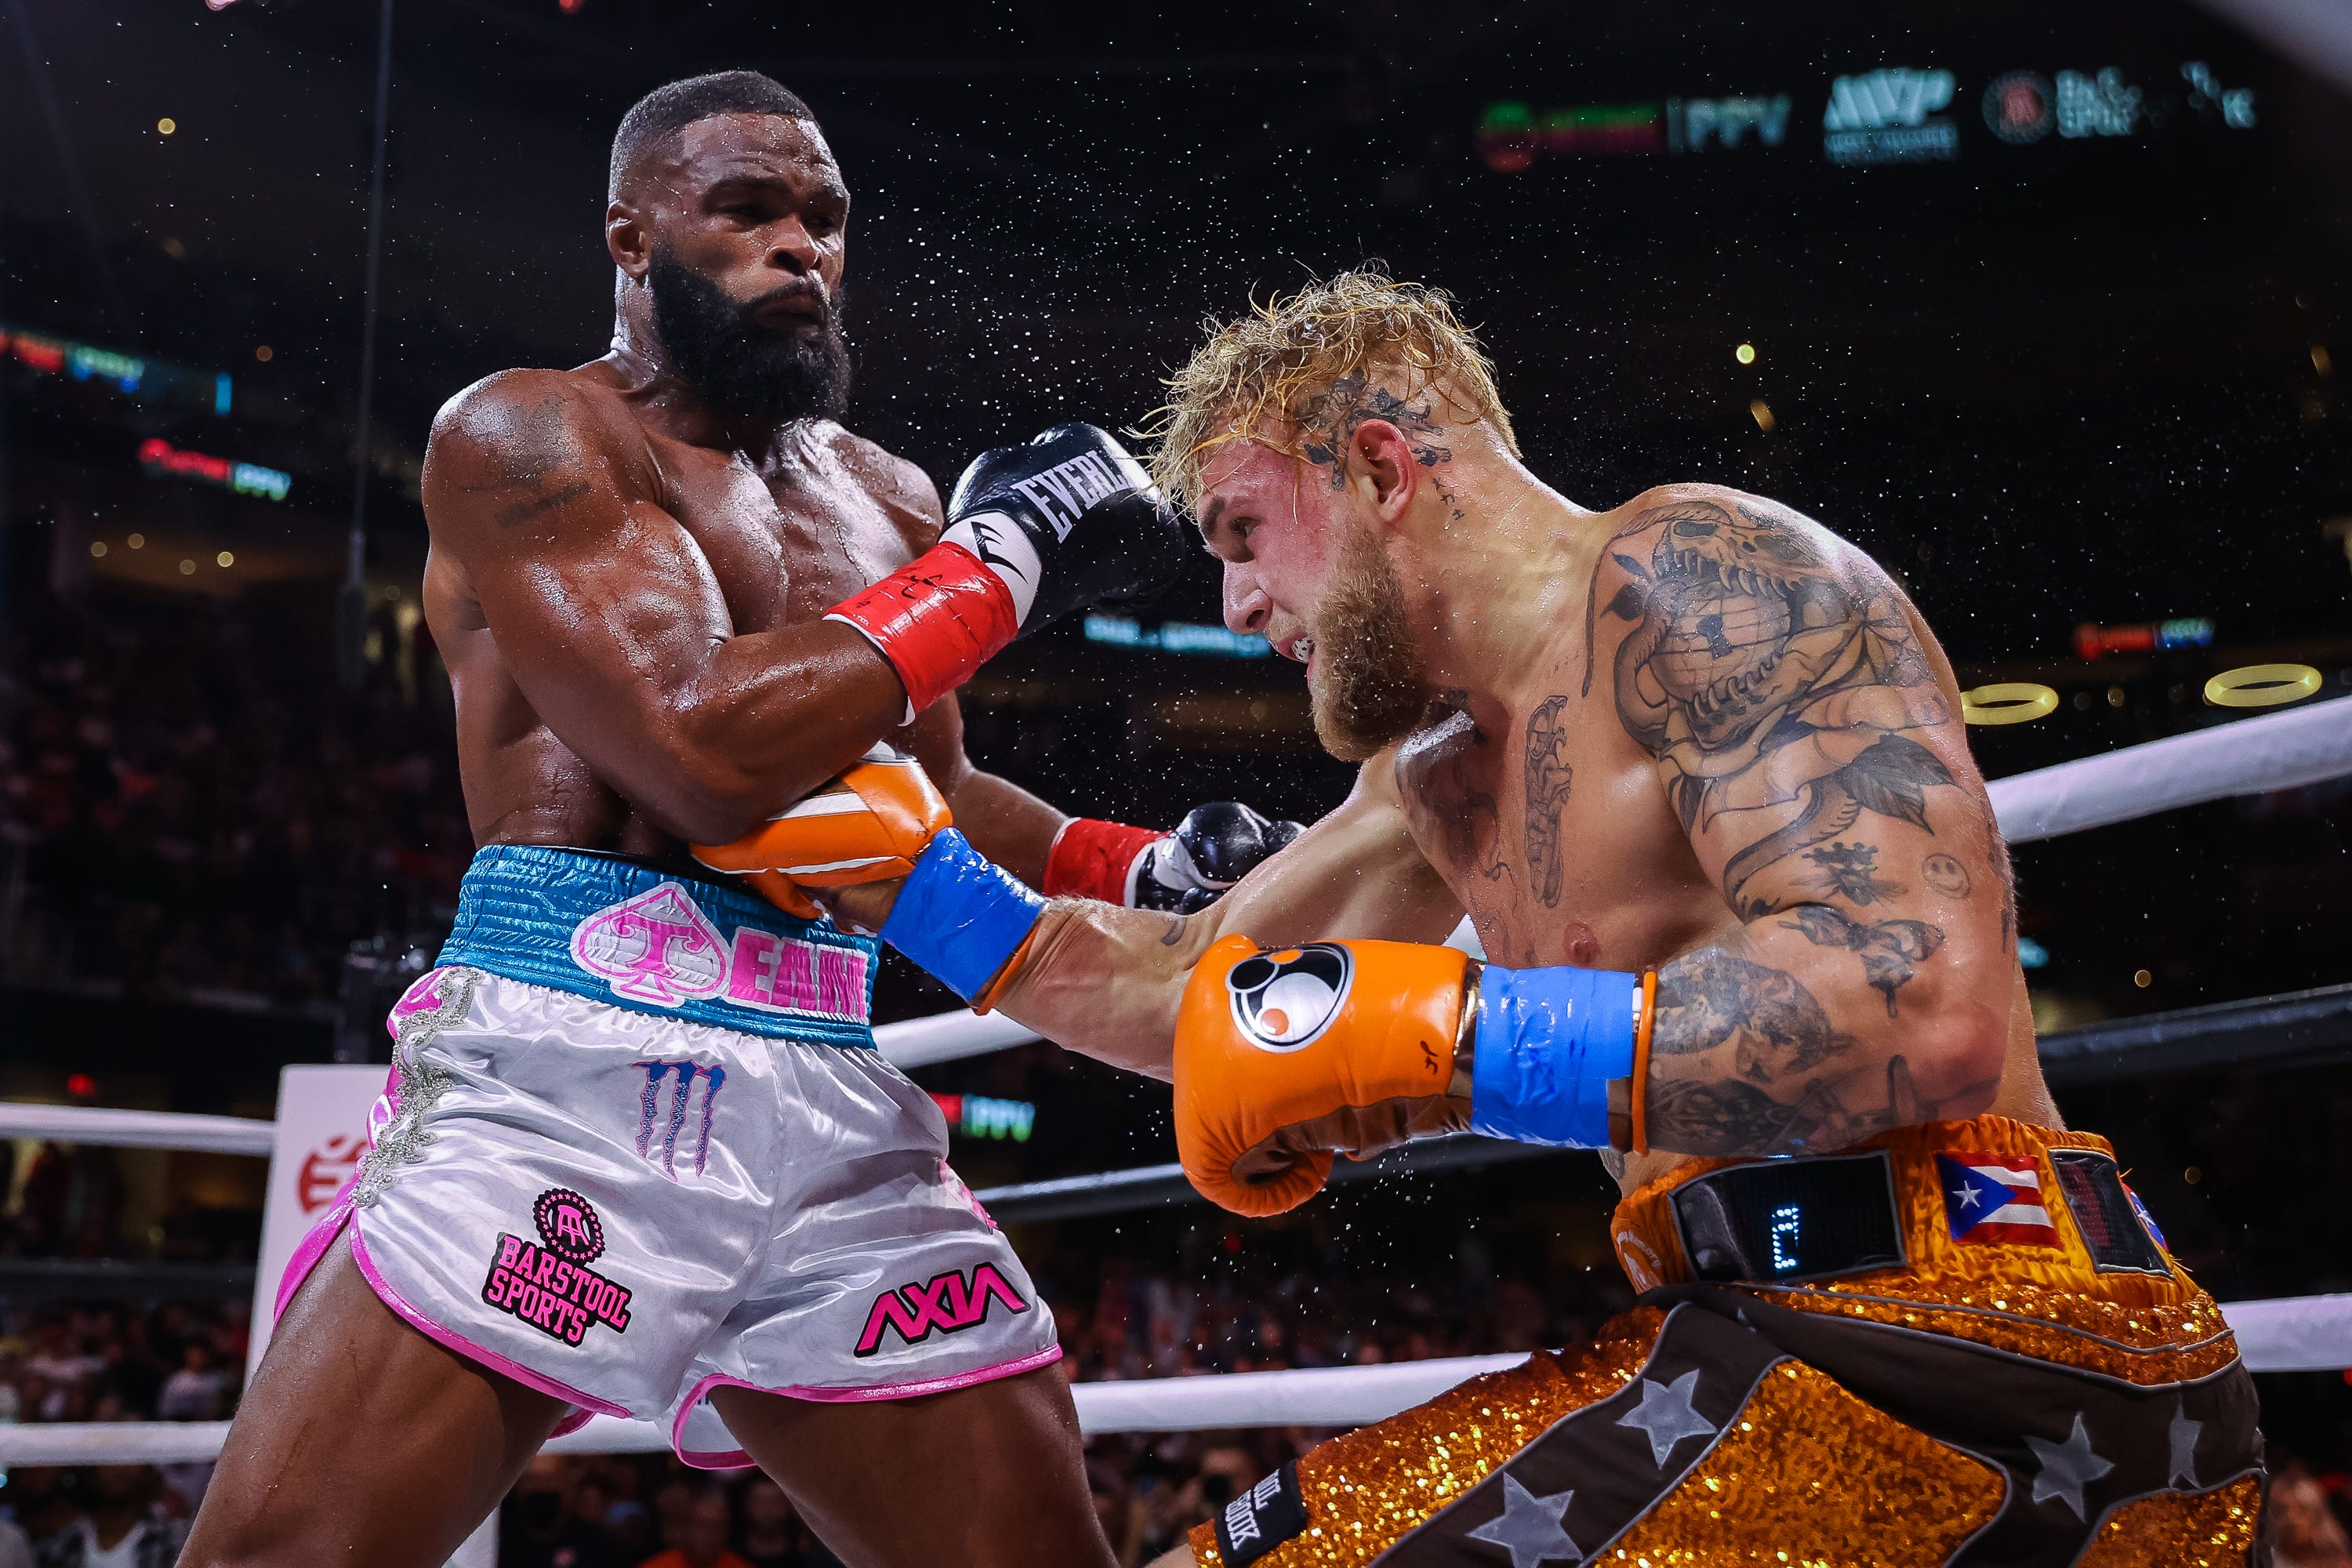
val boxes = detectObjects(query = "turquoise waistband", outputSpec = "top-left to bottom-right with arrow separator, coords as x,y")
436,845 -> 878,1047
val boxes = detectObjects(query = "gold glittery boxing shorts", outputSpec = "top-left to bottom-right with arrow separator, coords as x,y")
1192,1116 -> 2266,1568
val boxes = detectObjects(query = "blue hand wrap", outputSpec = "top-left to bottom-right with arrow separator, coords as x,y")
878,829 -> 1046,1001
1468,964 -> 1642,1148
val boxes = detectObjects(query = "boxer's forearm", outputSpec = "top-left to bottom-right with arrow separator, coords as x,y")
989,901 -> 1207,1081
1639,916 -> 2009,1160
656,630 -> 923,835
993,772 -> 1461,1078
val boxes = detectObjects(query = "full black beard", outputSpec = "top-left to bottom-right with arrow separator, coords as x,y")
647,245 -> 852,425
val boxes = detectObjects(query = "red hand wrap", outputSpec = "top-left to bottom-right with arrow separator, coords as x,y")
824,542 -> 1020,716
1044,817 -> 1163,905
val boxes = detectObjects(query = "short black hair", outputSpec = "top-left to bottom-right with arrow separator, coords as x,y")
609,71 -> 815,199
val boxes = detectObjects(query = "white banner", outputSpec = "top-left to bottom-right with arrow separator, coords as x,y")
246,1064 -> 386,1380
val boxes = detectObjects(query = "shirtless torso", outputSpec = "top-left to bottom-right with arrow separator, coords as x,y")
1374,487 -> 2059,1195
949,475 -> 2059,1201
419,356 -> 1058,877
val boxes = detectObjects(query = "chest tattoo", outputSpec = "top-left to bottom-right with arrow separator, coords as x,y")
1521,694 -> 1574,907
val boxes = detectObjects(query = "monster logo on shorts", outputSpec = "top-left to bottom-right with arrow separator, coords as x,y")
1225,944 -> 1354,1053
481,1189 -> 632,1347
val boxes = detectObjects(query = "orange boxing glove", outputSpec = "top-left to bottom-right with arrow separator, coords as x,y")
691,746 -> 950,919
1174,935 -> 1474,1218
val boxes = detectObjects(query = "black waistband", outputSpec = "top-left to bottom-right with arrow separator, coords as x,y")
1668,1151 -> 1909,1286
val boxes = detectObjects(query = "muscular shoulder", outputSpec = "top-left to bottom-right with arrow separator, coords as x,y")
423,368 -> 654,513
1599,483 -> 1867,570
1587,482 -> 1949,814
817,424 -> 945,545
1583,484 -> 1895,665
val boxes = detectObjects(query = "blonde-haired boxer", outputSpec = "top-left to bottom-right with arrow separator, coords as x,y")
817,269 -> 2267,1566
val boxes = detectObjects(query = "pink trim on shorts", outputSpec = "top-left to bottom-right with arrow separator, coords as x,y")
348,1224 -> 625,1434
669,1343 -> 1066,1470
273,1183 -> 359,1325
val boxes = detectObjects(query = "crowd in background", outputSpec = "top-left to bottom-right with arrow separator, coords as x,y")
0,590 -> 466,1004
0,1298 -> 246,1566
0,1254 -> 2345,1566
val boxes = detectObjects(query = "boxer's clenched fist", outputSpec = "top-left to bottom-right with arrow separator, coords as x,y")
1047,800 -> 1305,909
1174,935 -> 1473,1217
941,423 -> 1192,634
827,424 -> 1190,719
693,745 -> 949,918
1133,802 -> 1305,913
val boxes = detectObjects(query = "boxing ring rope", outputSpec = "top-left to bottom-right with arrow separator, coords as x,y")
873,693 -> 2352,1070
0,695 -> 2345,1465
2,1287 -> 2348,1467
2,695 -> 2339,1153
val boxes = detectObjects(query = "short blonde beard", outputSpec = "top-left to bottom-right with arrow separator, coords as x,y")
1308,524 -> 1432,762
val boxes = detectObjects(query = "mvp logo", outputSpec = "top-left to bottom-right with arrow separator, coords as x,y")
855,1263 -> 1029,1357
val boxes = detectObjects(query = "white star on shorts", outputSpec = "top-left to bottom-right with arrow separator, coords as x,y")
2168,1400 -> 2203,1490
2026,1412 -> 2116,1519
1617,1369 -> 1717,1468
1465,1474 -> 1582,1568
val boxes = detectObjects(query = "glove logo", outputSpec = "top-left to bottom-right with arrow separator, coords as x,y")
1226,944 -> 1353,1053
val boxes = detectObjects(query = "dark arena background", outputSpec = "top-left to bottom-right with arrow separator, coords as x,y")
0,0 -> 2349,1563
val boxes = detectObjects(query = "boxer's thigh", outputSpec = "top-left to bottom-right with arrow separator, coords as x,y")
710,1365 -> 1116,1568
180,1229 -> 568,1568
667,1042 -> 1061,1466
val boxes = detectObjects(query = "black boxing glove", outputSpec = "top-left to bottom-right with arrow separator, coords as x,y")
828,423 -> 1192,720
942,423 -> 1192,636
1044,802 -> 1306,910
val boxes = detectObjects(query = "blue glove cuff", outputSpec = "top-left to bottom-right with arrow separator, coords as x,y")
1468,965 -> 1642,1148
878,829 -> 1047,1001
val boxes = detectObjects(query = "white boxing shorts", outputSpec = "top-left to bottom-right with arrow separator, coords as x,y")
276,845 -> 1059,1469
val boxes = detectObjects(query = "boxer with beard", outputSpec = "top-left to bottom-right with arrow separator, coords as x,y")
826,269 -> 2267,1566
180,71 -> 1294,1568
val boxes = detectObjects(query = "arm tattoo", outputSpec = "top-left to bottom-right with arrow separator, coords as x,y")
492,479 -> 591,530
1159,915 -> 1189,947
1295,372 -> 1452,488
1522,695 -> 1573,906
1650,948 -> 1854,1073
1801,841 -> 1903,905
1585,499 -> 1955,915
1644,945 -> 1986,1156
1778,906 -> 1944,1016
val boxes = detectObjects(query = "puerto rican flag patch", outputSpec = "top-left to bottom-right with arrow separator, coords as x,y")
1938,1153 -> 2061,1247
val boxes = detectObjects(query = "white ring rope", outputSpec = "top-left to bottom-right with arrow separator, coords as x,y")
2,1293 -> 2345,1465
0,699 -> 2332,1127
0,697 -> 2343,1468
1987,691 -> 2352,844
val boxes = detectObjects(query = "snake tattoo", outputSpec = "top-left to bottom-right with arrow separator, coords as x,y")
1585,498 -> 1955,916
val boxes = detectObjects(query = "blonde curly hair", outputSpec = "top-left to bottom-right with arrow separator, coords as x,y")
1142,267 -> 1517,515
